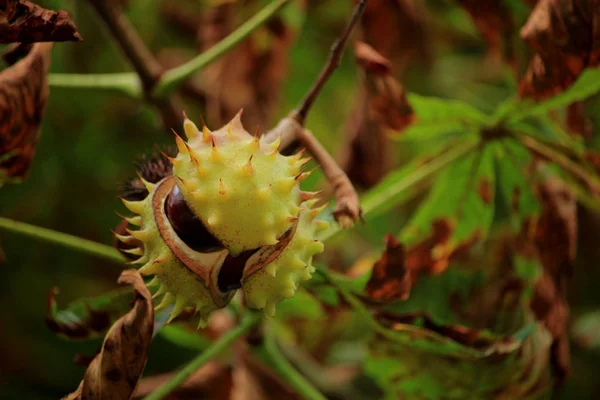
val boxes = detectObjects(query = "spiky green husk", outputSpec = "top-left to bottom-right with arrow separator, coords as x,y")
172,112 -> 308,255
242,204 -> 328,317
120,180 -> 225,327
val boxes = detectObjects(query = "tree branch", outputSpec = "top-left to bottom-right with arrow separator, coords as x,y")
48,72 -> 142,98
292,0 -> 369,125
264,0 -> 369,228
0,217 -> 124,264
299,129 -> 362,228
87,0 -> 182,129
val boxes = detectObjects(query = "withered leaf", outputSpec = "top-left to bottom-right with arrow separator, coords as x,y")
360,0 -> 430,74
529,175 -> 576,381
0,42 -> 52,185
365,234 -> 412,303
566,101 -> 593,137
342,42 -> 414,188
199,1 -> 302,128
0,0 -> 82,43
519,0 -> 600,100
456,0 -> 515,64
62,270 -> 154,400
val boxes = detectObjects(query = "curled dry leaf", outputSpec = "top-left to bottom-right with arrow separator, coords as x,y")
0,0 -> 82,43
566,101 -> 593,138
519,0 -> 600,100
456,0 -> 515,64
365,234 -> 412,303
404,218 -> 479,277
341,42 -> 414,188
62,269 -> 154,400
0,42 -> 52,185
359,0 -> 430,74
529,175 -> 577,381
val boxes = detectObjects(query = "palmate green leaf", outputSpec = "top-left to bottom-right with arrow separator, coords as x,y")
495,139 -> 541,231
509,68 -> 600,123
399,142 -> 497,251
364,323 -> 552,400
382,268 -> 484,326
359,138 -> 479,222
319,137 -> 480,242
394,94 -> 489,141
361,237 -> 551,399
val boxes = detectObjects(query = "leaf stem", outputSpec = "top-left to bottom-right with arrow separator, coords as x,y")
152,0 -> 291,98
48,73 -> 142,98
0,217 -> 124,264
264,329 -> 328,400
143,311 -> 262,400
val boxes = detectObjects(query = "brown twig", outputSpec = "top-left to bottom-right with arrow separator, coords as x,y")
299,129 -> 363,227
265,0 -> 368,227
87,0 -> 183,129
291,0 -> 369,125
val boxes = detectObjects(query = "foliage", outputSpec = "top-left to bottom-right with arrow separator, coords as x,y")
2,0 -> 600,399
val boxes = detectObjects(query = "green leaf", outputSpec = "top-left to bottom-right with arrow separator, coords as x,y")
46,283 -> 164,341
399,143 -> 497,248
46,287 -> 135,341
395,94 -> 489,141
509,68 -> 600,122
364,323 -> 551,400
382,268 -> 484,326
495,139 -> 541,230
362,139 -> 478,223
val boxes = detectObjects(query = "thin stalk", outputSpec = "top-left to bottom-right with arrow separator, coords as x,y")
264,329 -> 328,400
152,0 -> 291,98
0,217 -> 124,264
143,311 -> 262,400
48,73 -> 142,98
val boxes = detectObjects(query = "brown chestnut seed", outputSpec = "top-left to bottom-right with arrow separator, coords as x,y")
218,249 -> 257,293
165,184 -> 223,252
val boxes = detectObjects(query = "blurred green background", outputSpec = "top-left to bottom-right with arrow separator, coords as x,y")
1,0 -> 600,399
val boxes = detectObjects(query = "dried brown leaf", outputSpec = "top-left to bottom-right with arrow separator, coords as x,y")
529,176 -> 576,381
456,0 -> 515,64
365,234 -> 412,303
566,101 -> 593,138
360,0 -> 430,74
341,42 -> 414,187
354,40 -> 391,75
519,0 -> 600,100
0,0 -> 82,43
0,42 -> 52,184
62,270 -> 154,400
199,2 -> 302,128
